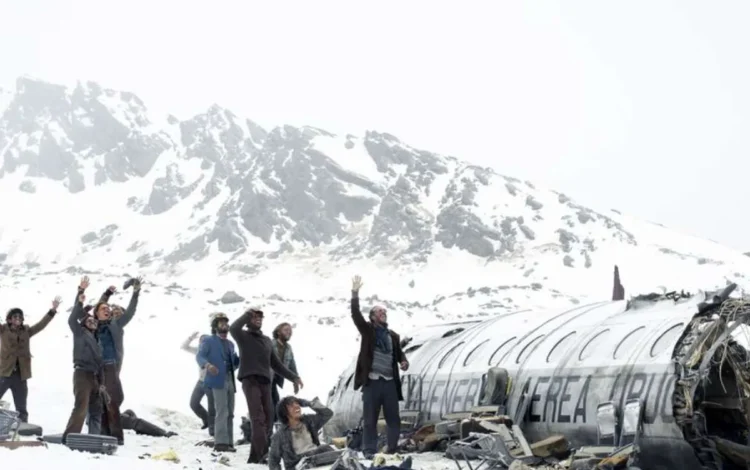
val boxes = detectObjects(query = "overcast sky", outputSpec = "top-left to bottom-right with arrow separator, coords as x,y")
2,0 -> 749,250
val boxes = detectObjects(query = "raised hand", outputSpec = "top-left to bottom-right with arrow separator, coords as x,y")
79,276 -> 90,290
52,296 -> 62,310
108,285 -> 117,294
352,275 -> 363,292
189,331 -> 200,340
133,276 -> 144,292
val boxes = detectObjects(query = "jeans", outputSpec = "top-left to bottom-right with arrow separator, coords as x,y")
211,376 -> 235,446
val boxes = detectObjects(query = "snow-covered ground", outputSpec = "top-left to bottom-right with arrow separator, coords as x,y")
0,275 -> 464,470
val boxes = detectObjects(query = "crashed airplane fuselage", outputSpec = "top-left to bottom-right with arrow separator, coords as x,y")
324,285 -> 750,470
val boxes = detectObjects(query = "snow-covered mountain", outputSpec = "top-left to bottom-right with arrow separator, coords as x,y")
0,75 -> 749,469
0,75 -> 749,315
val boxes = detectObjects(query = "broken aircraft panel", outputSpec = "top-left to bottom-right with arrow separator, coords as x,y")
324,284 -> 750,470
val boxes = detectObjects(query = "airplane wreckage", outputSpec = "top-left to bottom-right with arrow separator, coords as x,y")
324,266 -> 750,470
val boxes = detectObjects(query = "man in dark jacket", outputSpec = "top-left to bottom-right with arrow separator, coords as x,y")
350,275 -> 408,457
268,396 -> 335,470
62,276 -> 106,444
89,278 -> 141,444
230,307 -> 304,464
0,297 -> 60,422
271,322 -> 299,422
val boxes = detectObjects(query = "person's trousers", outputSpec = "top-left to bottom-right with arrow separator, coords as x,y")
211,376 -> 235,446
361,378 -> 401,455
62,370 -> 102,441
242,376 -> 273,463
0,369 -> 28,422
190,379 -> 215,433
100,363 -> 124,442
271,380 -> 280,422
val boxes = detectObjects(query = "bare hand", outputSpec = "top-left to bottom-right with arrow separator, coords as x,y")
352,275 -> 363,292
99,385 -> 106,393
108,285 -> 117,294
80,276 -> 90,290
206,364 -> 218,376
294,378 -> 304,390
52,296 -> 62,310
400,360 -> 409,371
133,276 -> 144,291
189,331 -> 200,340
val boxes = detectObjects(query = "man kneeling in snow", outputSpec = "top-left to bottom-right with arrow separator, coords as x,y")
268,396 -> 336,470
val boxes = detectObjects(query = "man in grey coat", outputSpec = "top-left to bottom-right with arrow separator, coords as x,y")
271,322 -> 299,423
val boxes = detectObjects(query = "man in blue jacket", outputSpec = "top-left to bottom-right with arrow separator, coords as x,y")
197,313 -> 240,453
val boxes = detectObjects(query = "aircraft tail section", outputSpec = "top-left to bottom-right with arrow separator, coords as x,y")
612,265 -> 625,301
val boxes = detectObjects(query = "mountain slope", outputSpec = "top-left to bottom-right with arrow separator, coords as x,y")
0,75 -> 748,312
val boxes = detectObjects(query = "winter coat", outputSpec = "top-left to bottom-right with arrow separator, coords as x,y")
0,310 -> 56,380
350,293 -> 406,400
196,334 -> 240,390
273,341 -> 298,389
268,397 -> 334,470
97,288 -> 139,368
229,312 -> 298,383
68,288 -> 104,382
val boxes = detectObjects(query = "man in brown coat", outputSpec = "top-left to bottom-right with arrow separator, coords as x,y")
0,296 -> 62,422
350,275 -> 408,457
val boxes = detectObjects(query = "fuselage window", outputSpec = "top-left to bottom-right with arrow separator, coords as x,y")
404,344 -> 423,354
489,337 -> 517,366
546,331 -> 577,363
650,323 -> 685,358
438,341 -> 465,369
463,339 -> 490,366
578,329 -> 610,361
442,328 -> 465,338
517,335 -> 545,364
613,326 -> 646,360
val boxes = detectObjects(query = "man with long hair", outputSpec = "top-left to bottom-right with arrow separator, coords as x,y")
271,322 -> 299,422
268,396 -> 335,470
0,297 -> 60,422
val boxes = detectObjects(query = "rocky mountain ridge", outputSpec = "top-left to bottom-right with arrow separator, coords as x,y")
0,76 -> 748,306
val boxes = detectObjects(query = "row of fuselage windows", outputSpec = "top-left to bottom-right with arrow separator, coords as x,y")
338,322 -> 685,393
